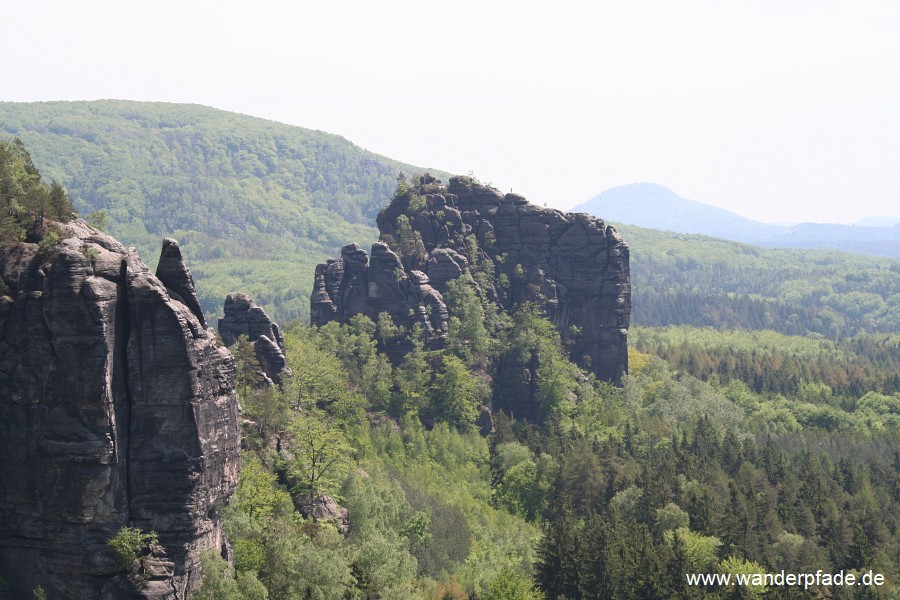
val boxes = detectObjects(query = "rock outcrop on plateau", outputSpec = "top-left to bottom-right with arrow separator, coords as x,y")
311,175 -> 631,392
0,222 -> 241,599
218,292 -> 291,385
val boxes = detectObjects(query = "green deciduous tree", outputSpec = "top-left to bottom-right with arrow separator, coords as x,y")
392,327 -> 431,416
287,413 -> 353,507
482,566 -> 543,600
192,551 -> 268,600
445,277 -> 490,363
432,355 -> 482,431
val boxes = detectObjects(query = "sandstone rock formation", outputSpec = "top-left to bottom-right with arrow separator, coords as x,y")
0,222 -> 241,599
218,293 -> 291,385
312,175 -> 631,389
311,242 -> 450,348
299,494 -> 350,535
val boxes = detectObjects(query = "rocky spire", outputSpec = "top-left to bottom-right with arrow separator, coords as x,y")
155,237 -> 207,329
218,292 -> 291,385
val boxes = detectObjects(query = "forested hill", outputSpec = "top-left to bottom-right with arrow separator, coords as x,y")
621,223 -> 900,338
0,100 -> 449,321
3,101 -> 897,335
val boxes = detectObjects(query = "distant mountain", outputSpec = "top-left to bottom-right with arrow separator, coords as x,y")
0,101 -> 451,321
572,182 -> 783,242
573,183 -> 900,259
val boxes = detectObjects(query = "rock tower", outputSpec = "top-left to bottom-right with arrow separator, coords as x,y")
312,175 -> 631,385
0,222 -> 241,599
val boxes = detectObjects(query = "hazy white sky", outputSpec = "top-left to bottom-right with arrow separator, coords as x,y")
5,0 -> 899,223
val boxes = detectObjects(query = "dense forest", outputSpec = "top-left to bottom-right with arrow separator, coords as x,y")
187,184 -> 898,598
620,224 -> 900,338
199,302 -> 899,598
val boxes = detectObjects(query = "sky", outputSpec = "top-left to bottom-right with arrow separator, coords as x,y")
4,0 -> 900,224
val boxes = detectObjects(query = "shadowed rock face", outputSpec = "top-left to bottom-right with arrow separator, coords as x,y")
0,221 -> 241,599
311,242 -> 450,348
312,175 -> 630,389
218,293 -> 291,385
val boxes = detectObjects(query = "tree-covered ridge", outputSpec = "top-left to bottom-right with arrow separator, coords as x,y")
620,223 -> 900,337
5,100 -> 897,334
0,101 -> 450,321
632,326 -> 900,400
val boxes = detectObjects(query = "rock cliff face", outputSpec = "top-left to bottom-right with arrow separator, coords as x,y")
311,242 -> 450,348
312,175 -> 631,387
0,222 -> 241,599
218,293 -> 291,385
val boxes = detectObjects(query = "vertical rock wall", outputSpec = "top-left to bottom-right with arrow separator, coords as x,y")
0,222 -> 240,599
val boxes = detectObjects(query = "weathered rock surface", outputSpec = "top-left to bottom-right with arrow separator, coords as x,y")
0,221 -> 241,599
218,293 -> 291,385
299,494 -> 350,535
312,175 -> 631,391
311,242 -> 450,348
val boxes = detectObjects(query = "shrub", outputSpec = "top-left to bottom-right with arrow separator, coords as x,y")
107,526 -> 159,571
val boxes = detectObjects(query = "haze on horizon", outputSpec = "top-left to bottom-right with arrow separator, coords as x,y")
4,0 -> 899,225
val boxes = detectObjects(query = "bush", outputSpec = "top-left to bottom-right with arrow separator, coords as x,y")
107,526 -> 159,571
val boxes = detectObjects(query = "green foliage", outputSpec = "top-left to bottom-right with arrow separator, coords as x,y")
262,521 -> 355,600
85,208 -> 108,230
35,226 -> 61,257
482,566 -> 543,600
230,455 -> 293,526
717,556 -> 767,599
632,325 -> 900,399
392,328 -> 431,416
107,526 -> 159,572
445,278 -> 490,363
350,531 -> 419,599
287,412 -> 353,506
0,138 -> 74,243
495,305 -> 590,423
313,315 -> 390,410
283,322 -> 358,414
619,222 -> 900,337
663,528 -> 722,569
226,304 -> 900,598
393,214 -> 427,269
32,586 -> 47,600
231,335 -> 266,396
191,551 -> 268,600
432,354 -> 484,431
654,502 -> 690,536
492,443 -> 557,522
